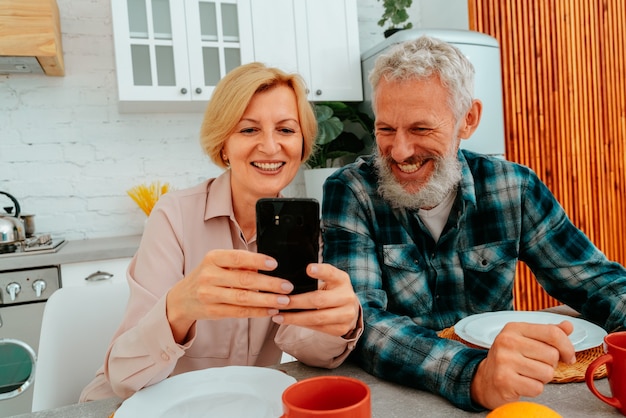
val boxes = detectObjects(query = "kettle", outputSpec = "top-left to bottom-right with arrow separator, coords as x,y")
0,191 -> 26,245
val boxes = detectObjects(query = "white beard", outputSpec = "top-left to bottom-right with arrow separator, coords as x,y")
374,150 -> 462,210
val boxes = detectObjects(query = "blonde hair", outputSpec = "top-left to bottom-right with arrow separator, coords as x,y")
200,62 -> 317,168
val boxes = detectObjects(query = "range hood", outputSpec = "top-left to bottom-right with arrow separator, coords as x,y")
0,0 -> 64,76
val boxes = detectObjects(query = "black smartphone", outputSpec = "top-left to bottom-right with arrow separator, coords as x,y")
256,197 -> 320,295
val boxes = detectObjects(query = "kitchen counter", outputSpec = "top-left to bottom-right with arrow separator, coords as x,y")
2,235 -> 142,270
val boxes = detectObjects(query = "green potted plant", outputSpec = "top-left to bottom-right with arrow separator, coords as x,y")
304,102 -> 374,204
377,0 -> 413,38
307,101 -> 374,169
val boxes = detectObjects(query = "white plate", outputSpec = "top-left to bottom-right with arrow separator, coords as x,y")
463,313 -> 588,347
454,311 -> 606,352
114,366 -> 296,418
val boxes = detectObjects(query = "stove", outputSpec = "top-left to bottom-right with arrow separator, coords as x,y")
0,234 -> 66,258
0,263 -> 61,417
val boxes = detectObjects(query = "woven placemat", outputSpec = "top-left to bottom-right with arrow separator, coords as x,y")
438,326 -> 607,383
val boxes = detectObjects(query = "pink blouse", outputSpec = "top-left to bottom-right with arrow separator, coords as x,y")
80,171 -> 362,401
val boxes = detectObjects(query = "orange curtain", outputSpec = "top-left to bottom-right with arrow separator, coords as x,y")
467,0 -> 626,310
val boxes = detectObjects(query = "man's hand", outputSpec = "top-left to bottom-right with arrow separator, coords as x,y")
470,321 -> 576,410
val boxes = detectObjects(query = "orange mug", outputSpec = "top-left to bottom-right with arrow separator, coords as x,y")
585,331 -> 626,415
281,375 -> 371,417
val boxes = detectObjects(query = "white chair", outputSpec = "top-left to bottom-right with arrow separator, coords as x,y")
31,282 -> 129,411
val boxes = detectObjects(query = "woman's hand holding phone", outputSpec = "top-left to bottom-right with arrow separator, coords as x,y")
270,262 -> 361,338
255,198 -> 360,337
165,249 -> 297,343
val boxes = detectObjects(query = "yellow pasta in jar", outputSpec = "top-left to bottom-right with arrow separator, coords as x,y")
127,181 -> 171,216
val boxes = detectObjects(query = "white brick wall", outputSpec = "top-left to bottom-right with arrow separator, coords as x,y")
0,0 -> 467,240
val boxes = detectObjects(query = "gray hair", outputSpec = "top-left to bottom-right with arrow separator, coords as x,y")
369,35 -> 475,120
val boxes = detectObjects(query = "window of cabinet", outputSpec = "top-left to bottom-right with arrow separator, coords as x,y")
111,0 -> 253,111
249,0 -> 363,102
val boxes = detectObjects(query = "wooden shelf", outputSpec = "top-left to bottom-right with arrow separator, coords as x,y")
0,0 -> 64,76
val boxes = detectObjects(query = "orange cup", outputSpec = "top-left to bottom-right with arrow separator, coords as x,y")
585,331 -> 626,415
281,376 -> 371,417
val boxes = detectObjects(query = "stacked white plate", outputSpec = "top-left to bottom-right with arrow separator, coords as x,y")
454,311 -> 606,352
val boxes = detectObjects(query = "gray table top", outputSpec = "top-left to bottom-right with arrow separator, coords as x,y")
12,361 -> 620,417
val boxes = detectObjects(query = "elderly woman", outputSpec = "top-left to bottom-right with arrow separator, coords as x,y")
80,62 -> 362,401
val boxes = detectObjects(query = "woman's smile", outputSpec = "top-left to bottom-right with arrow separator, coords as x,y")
251,161 -> 286,171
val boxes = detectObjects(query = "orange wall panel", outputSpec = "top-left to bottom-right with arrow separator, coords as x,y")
468,0 -> 626,311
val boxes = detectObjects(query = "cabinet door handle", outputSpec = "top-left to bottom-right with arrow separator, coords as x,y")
195,87 -> 202,94
180,88 -> 188,94
85,271 -> 114,282
315,89 -> 322,96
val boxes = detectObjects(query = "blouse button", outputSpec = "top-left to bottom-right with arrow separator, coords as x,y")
161,352 -> 170,361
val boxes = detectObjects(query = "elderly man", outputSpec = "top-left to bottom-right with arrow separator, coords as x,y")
321,34 -> 626,411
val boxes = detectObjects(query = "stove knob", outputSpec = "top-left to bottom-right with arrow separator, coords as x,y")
33,279 -> 47,298
7,282 -> 21,302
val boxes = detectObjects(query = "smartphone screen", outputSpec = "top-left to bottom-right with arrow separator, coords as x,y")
256,198 -> 320,295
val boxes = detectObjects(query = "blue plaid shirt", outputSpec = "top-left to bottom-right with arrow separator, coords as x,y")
321,150 -> 626,411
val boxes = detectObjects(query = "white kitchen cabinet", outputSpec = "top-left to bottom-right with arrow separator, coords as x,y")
111,0 -> 362,111
60,258 -> 132,288
249,0 -> 363,102
111,0 -> 253,111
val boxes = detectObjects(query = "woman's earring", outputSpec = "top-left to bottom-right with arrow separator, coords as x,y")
222,152 -> 229,165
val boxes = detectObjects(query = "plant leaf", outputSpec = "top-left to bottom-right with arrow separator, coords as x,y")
314,105 -> 343,145
307,102 -> 374,169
